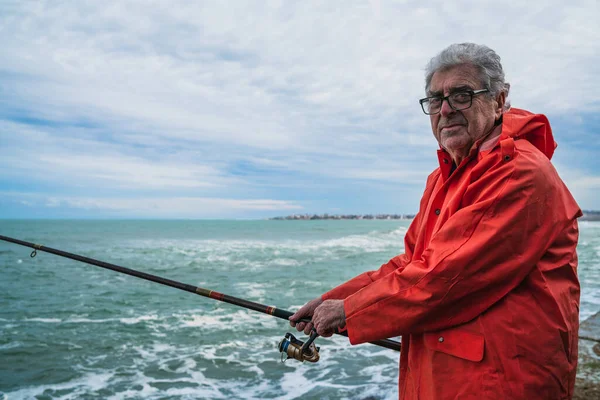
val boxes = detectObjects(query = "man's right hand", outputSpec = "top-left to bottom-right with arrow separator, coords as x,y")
289,297 -> 323,335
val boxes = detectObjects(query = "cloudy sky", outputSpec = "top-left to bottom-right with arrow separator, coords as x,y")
1,0 -> 598,219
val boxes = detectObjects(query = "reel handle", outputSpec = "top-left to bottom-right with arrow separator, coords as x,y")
300,330 -> 319,354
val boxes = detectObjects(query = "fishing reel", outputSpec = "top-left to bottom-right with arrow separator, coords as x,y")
278,331 -> 320,363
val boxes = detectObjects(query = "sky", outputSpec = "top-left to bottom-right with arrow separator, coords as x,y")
0,0 -> 598,219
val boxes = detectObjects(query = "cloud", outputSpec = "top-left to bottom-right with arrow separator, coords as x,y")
0,0 -> 599,217
37,154 -> 221,189
572,177 -> 600,189
1,191 -> 302,218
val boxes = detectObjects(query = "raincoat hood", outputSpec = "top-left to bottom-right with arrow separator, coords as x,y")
500,107 -> 557,160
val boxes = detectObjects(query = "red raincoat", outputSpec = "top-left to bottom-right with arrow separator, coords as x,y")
323,108 -> 582,399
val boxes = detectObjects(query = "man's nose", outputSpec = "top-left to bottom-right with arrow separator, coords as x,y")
440,98 -> 455,117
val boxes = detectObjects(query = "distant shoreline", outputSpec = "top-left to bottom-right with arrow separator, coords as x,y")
269,214 -> 415,220
581,210 -> 600,221
271,210 -> 600,221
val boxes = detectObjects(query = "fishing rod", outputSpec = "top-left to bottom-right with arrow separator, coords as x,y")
0,234 -> 401,362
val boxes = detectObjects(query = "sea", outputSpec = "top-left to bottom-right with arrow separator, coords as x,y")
1,219 -> 599,400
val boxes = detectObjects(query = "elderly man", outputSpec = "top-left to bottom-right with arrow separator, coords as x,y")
290,43 -> 582,399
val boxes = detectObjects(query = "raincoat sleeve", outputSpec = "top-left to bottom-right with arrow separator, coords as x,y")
341,145 -> 581,344
321,212 -> 421,301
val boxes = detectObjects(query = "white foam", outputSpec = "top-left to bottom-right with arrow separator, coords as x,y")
5,371 -> 114,400
120,314 -> 159,325
278,367 -> 314,400
179,314 -> 228,329
117,366 -> 231,400
177,310 -> 277,331
144,350 -> 276,399
131,342 -> 177,360
23,318 -> 62,323
65,317 -> 116,323
244,364 -> 264,376
234,282 -> 267,302
357,384 -> 398,400
235,380 -> 273,399
359,364 -> 394,384
205,254 -> 233,264
128,225 -> 409,270
0,341 -> 22,350
3,330 -> 398,399
151,343 -> 176,353
55,314 -> 161,325
84,354 -> 108,365
175,357 -> 197,373
270,258 -> 302,267
23,316 -> 159,325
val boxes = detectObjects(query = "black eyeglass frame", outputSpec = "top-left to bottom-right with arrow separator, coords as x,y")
419,88 -> 489,115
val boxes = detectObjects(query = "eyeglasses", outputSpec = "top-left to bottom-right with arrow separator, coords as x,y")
419,89 -> 489,115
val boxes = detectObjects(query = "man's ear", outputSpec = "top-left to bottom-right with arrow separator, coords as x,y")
495,91 -> 507,121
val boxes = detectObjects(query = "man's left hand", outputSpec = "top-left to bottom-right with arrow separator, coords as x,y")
312,299 -> 346,337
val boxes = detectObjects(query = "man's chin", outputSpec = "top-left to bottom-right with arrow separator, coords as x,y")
442,138 -> 469,154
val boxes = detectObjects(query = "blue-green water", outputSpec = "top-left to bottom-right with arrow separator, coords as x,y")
1,220 -> 599,399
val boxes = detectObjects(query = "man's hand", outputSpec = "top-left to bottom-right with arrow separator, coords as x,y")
289,298 -> 346,337
289,297 -> 323,335
312,299 -> 345,337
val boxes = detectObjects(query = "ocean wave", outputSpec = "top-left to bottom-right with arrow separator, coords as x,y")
18,315 -> 164,326
176,309 -> 278,331
5,371 -> 114,400
0,341 -> 22,350
120,315 -> 160,325
15,309 -> 284,334
233,282 -> 267,302
22,318 -> 62,323
278,368 -> 313,400
125,227 -> 408,269
104,341 -> 275,399
65,317 -> 116,324
595,245 -> 600,258
3,330 -> 397,400
131,342 -> 177,359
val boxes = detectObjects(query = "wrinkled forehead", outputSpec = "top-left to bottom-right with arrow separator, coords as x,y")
427,64 -> 484,96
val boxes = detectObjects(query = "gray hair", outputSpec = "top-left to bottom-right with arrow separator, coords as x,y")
425,43 -> 511,111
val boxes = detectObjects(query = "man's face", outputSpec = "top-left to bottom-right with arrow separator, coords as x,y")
428,64 -> 502,163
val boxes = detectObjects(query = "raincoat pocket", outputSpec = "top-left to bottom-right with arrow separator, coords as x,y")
424,327 -> 484,362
